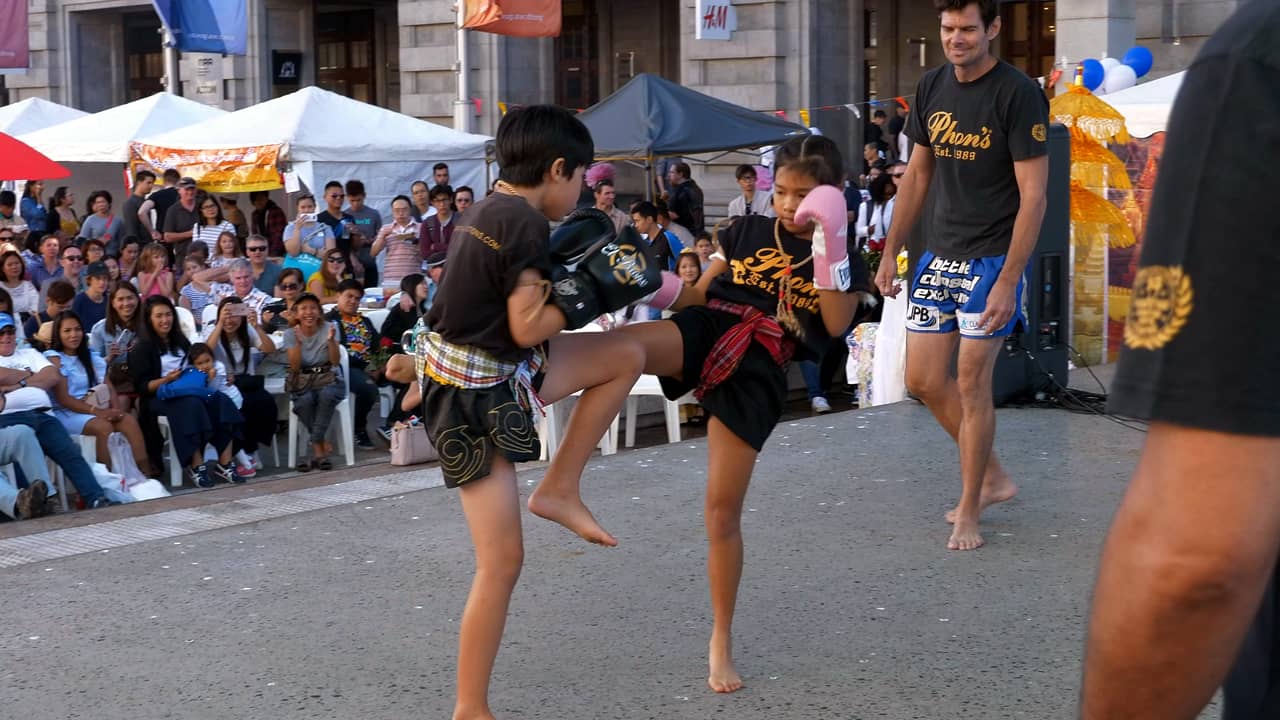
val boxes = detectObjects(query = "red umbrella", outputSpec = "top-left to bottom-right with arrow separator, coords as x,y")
0,131 -> 70,181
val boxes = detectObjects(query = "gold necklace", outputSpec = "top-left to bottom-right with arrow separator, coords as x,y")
495,180 -> 524,198
773,219 -> 812,339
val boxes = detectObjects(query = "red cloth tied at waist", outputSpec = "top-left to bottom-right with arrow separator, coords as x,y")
694,299 -> 796,402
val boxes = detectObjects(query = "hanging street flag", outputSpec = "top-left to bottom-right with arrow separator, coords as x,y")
0,0 -> 29,69
462,0 -> 561,37
152,0 -> 248,55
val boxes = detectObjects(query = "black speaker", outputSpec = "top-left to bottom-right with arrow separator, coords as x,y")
992,123 -> 1070,405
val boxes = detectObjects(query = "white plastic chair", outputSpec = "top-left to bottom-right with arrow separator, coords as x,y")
287,345 -> 355,468
201,303 -> 219,327
155,417 -> 185,488
623,375 -> 697,448
174,306 -> 199,342
363,308 -> 389,333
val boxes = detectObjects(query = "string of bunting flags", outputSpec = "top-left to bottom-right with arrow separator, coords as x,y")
493,95 -> 915,126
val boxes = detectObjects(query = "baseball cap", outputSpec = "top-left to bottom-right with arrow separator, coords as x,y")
177,177 -> 198,189
0,313 -> 14,332
424,252 -> 447,270
86,261 -> 111,279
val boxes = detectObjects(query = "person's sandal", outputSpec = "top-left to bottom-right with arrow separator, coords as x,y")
296,459 -> 312,473
312,457 -> 333,471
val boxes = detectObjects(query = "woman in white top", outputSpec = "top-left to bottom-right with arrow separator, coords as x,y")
855,173 -> 897,250
0,250 -> 38,319
726,164 -> 775,218
202,296 -> 277,475
192,196 -> 237,257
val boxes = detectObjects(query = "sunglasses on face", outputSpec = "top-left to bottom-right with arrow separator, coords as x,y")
64,255 -> 83,262
279,283 -> 300,291
247,246 -> 268,252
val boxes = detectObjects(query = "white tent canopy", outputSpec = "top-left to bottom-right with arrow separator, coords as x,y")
0,98 -> 87,136
19,92 -> 226,163
1103,71 -> 1185,139
140,86 -> 493,217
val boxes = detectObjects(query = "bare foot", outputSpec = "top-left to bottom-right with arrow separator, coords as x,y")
527,488 -> 618,547
945,471 -> 1019,524
947,519 -> 985,551
708,637 -> 744,693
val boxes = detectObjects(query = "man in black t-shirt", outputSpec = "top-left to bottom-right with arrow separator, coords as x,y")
1081,4 -> 1280,719
118,170 -> 155,257
139,169 -> 180,243
876,0 -> 1049,552
666,162 -> 705,234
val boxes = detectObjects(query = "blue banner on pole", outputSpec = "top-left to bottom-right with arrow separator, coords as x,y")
152,0 -> 247,55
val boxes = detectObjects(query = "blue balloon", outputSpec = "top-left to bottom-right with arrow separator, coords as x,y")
1122,45 -> 1154,78
1081,59 -> 1105,91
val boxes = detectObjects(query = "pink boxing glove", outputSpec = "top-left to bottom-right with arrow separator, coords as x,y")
794,185 -> 851,291
641,271 -> 683,310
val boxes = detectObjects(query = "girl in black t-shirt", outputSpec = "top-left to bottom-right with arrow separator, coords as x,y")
618,134 -> 871,693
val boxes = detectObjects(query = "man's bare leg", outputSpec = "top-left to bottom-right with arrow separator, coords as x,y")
946,336 -> 1003,550
453,458 -> 523,720
527,332 -> 645,547
903,331 -> 1018,523
703,417 -> 757,693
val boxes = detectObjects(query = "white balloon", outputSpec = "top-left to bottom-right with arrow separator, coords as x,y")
1102,64 -> 1137,94
1100,57 -> 1122,72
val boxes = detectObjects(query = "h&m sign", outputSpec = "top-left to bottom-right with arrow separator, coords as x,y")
695,0 -> 737,40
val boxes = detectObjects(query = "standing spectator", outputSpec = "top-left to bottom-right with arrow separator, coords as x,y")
666,161 -> 705,234
0,191 -> 15,228
283,193 -> 335,264
192,195 -> 236,257
26,235 -> 61,290
70,262 -> 110,330
243,234 -> 280,294
893,107 -> 912,163
129,296 -> 243,488
47,186 -> 80,238
418,184 -> 457,259
657,200 -> 695,251
19,181 -> 48,241
344,179 -> 381,288
0,311 -> 111,508
727,164 -> 775,218
317,181 -> 354,256
423,252 -> 446,314
134,242 -> 174,300
592,179 -> 629,234
432,162 -> 450,188
630,201 -> 683,271
855,173 -> 897,250
307,250 -> 351,306
118,171 -> 155,258
44,310 -> 149,473
454,186 -> 475,215
327,279 -> 380,449
284,293 -> 345,471
203,295 -> 277,476
1,251 -> 38,319
80,191 -> 124,249
866,108 -> 888,148
249,191 -> 288,257
117,237 -> 141,282
409,180 -> 433,222
371,195 -> 421,289
220,197 -> 248,239
160,177 -> 200,269
139,169 -> 181,241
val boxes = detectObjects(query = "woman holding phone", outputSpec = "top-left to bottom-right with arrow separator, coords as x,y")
90,282 -> 142,411
282,194 -> 334,268
204,296 -> 277,476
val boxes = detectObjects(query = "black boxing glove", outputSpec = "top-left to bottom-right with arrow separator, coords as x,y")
549,265 -> 604,331
548,226 -> 664,330
549,208 -> 615,266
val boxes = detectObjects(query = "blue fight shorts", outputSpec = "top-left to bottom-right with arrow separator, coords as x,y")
905,250 -> 1025,337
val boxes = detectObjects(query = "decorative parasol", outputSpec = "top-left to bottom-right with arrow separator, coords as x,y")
1070,180 -> 1134,247
1068,126 -> 1132,191
1050,69 -> 1130,145
0,132 -> 70,182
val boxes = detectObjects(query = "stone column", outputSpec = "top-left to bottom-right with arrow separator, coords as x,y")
1056,0 -> 1137,64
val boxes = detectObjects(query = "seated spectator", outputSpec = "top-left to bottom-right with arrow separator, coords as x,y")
187,342 -> 256,478
129,296 -> 243,488
284,293 -> 346,471
70,262 -> 110,330
197,258 -> 272,320
693,231 -> 715,271
1,250 -> 38,320
203,296 -> 277,477
26,234 -> 61,290
104,257 -> 120,282
371,195 -> 421,290
209,230 -> 242,269
306,250 -> 351,306
90,283 -> 140,412
261,267 -> 305,333
37,243 -> 85,311
83,238 -> 106,266
0,312 -> 112,508
424,252 -> 446,314
283,193 -> 335,265
0,425 -> 55,520
0,288 -> 27,347
326,280 -> 379,449
26,279 -> 75,351
181,242 -> 209,284
656,200 -> 695,251
630,201 -> 683,271
44,310 -> 149,474
244,234 -> 281,294
178,257 -> 215,325
134,242 -> 174,300
378,273 -> 427,434
676,249 -> 702,288
117,237 -> 141,282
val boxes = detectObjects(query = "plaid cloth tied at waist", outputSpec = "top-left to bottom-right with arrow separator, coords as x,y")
694,299 -> 795,402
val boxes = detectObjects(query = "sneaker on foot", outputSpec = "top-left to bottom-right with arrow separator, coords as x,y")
192,463 -> 215,489
355,430 -> 375,450
214,463 -> 241,485
15,480 -> 48,519
811,396 -> 832,414
376,425 -> 393,442
235,463 -> 257,480
90,496 -> 120,508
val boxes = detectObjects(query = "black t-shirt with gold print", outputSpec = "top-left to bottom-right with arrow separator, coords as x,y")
708,215 -> 869,358
906,59 -> 1049,260
1109,2 -> 1280,437
425,192 -> 554,362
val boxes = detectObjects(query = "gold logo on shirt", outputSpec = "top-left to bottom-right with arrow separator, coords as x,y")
1031,123 -> 1047,142
926,111 -> 991,161
1124,265 -> 1193,350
